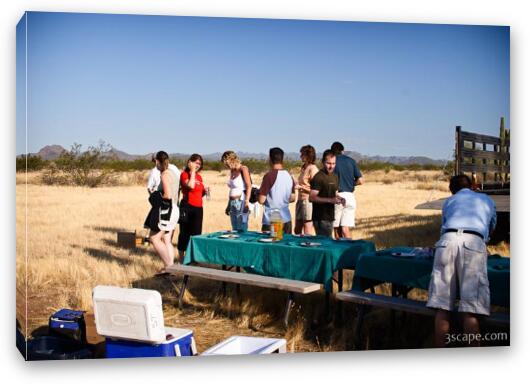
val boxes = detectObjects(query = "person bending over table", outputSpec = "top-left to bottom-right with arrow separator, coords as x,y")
257,147 -> 296,234
309,149 -> 345,237
427,174 -> 497,347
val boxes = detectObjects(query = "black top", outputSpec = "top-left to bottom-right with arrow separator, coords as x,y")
310,169 -> 339,222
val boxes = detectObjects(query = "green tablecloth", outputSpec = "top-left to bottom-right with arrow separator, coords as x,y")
183,231 -> 375,292
351,247 -> 510,307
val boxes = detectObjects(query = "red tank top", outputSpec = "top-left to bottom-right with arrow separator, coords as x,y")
180,171 -> 205,207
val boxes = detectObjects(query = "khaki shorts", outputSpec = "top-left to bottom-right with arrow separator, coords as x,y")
427,232 -> 490,316
296,199 -> 313,222
334,192 -> 356,228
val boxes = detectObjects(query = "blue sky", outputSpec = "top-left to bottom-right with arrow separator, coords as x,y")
16,12 -> 509,159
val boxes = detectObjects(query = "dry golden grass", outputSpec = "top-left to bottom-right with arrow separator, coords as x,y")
16,170 -> 509,353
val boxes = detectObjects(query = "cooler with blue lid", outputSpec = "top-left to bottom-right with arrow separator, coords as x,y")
105,327 -> 197,358
92,285 -> 197,358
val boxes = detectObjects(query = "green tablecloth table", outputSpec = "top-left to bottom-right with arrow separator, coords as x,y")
183,231 -> 375,292
351,247 -> 510,307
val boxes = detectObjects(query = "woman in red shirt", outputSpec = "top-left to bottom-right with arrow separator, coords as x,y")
177,153 -> 208,261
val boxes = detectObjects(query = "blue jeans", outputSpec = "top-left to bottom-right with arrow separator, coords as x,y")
229,199 -> 249,232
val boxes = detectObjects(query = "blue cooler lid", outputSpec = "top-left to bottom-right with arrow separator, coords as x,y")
50,309 -> 85,322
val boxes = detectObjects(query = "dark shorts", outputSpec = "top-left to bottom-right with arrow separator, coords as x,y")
313,220 -> 334,237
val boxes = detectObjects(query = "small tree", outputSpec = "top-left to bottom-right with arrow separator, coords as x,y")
53,142 -> 115,187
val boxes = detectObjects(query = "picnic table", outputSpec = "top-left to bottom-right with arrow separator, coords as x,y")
351,247 -> 510,307
337,247 -> 510,348
183,231 -> 376,292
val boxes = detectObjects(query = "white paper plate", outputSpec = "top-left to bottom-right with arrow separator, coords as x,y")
258,238 -> 278,243
300,242 -> 321,247
218,234 -> 240,239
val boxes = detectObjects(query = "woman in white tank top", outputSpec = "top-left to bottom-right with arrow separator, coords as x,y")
221,151 -> 253,231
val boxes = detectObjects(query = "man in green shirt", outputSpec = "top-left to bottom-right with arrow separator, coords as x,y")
310,150 -> 346,237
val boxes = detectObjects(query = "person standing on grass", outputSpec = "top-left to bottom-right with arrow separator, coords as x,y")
331,141 -> 363,239
258,147 -> 296,234
144,151 -> 180,275
309,150 -> 345,237
294,145 -> 319,236
427,174 -> 497,347
177,154 -> 209,262
221,151 -> 253,232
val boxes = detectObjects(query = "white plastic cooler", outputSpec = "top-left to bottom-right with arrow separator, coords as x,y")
93,285 -> 166,343
201,336 -> 287,355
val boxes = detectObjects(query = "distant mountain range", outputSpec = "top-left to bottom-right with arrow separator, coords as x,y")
26,145 -> 447,166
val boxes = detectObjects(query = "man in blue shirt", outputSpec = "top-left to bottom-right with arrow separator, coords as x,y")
427,174 -> 497,347
330,142 -> 364,239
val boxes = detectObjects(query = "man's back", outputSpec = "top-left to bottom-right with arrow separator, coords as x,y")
334,154 -> 362,193
259,169 -> 294,223
442,189 -> 497,240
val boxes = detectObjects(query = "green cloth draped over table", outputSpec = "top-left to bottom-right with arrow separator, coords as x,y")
351,247 -> 510,307
183,231 -> 375,292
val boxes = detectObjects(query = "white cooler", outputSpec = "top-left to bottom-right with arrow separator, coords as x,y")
201,336 -> 287,355
93,285 -> 166,344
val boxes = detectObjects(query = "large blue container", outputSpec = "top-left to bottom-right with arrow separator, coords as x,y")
105,328 -> 195,358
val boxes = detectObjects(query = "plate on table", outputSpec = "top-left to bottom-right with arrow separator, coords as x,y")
258,237 -> 278,243
218,234 -> 240,239
300,242 -> 321,247
391,251 -> 417,258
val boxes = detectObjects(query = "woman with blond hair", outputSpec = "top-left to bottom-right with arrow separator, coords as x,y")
221,151 -> 253,232
294,145 -> 319,235
144,151 -> 180,275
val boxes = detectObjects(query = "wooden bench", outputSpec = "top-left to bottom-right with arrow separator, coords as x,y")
165,264 -> 322,327
336,290 -> 510,348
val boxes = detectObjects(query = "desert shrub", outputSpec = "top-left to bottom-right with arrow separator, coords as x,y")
41,163 -> 70,185
51,142 -> 115,187
16,154 -> 48,172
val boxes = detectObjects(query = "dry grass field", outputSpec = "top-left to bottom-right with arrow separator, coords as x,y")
16,170 -> 509,353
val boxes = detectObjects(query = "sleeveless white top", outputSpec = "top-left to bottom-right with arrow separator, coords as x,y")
227,171 -> 245,198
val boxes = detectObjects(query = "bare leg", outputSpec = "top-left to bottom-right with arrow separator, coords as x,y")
294,220 -> 303,235
303,221 -> 315,236
177,249 -> 185,264
434,310 -> 451,347
341,226 -> 352,239
150,231 -> 169,270
463,313 -> 481,347
162,231 -> 175,267
334,227 -> 342,239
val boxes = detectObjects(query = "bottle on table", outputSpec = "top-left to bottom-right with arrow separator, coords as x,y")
270,209 -> 283,241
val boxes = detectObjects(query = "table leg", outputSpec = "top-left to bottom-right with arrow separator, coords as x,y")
354,304 -> 368,350
325,292 -> 331,322
221,265 -> 227,297
236,266 -> 241,304
335,269 -> 344,323
178,275 -> 189,309
284,292 -> 294,328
